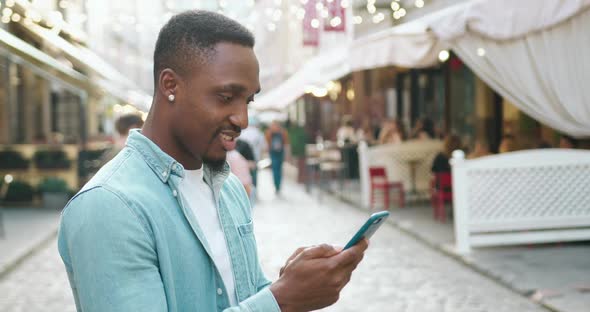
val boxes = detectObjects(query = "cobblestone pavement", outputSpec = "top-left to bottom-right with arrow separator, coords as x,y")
0,170 -> 549,312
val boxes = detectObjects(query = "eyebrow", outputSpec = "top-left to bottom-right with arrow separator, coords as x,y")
217,83 -> 261,95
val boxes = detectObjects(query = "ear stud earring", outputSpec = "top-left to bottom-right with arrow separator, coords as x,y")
168,94 -> 175,102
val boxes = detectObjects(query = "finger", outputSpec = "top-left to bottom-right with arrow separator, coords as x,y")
287,247 -> 306,262
333,240 -> 368,267
300,244 -> 340,259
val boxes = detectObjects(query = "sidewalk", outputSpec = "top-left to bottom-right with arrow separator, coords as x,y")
0,207 -> 61,278
1,166 -> 549,311
321,177 -> 590,312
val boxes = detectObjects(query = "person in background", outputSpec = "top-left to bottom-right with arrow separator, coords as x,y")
226,148 -> 253,197
101,113 -> 144,163
378,119 -> 404,145
336,117 -> 356,146
234,139 -> 257,203
559,135 -> 578,149
411,117 -> 435,140
265,120 -> 290,194
467,139 -> 491,159
239,117 -> 266,187
499,134 -> 518,153
356,117 -> 375,144
432,134 -> 462,174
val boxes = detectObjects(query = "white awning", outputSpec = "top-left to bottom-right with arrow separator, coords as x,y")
253,0 -> 590,138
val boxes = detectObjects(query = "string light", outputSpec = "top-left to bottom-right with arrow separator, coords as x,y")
330,16 -> 342,27
477,48 -> 486,56
367,4 -> 376,14
438,50 -> 450,62
415,0 -> 425,8
391,2 -> 400,11
353,15 -> 362,24
5,0 -> 15,8
310,18 -> 320,29
341,0 -> 350,9
372,12 -> 385,23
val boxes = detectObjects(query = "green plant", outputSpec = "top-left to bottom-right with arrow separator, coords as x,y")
3,180 -> 34,202
37,177 -> 70,193
288,125 -> 308,158
0,150 -> 30,169
33,150 -> 71,169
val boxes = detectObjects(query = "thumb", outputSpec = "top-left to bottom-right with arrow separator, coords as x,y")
300,244 -> 340,259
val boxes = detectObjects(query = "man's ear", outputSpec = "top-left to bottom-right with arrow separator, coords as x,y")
158,68 -> 179,102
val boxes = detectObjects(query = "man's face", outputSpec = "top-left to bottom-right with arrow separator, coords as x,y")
171,42 -> 260,168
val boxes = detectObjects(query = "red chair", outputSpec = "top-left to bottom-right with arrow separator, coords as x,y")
369,167 -> 405,210
431,172 -> 452,222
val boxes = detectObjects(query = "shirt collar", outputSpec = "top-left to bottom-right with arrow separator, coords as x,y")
125,130 -> 230,187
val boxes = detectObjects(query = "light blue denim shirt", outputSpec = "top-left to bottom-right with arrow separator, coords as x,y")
58,130 -> 280,312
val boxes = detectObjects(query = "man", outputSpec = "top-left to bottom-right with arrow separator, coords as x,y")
239,117 -> 266,186
265,120 -> 289,194
100,113 -> 145,164
58,11 -> 367,312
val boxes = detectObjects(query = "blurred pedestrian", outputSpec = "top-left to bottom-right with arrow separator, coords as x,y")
467,139 -> 491,159
58,11 -> 367,312
356,117 -> 375,144
239,117 -> 266,186
336,117 -> 356,146
411,117 -> 435,140
101,113 -> 144,163
559,135 -> 578,149
378,119 -> 404,145
432,134 -> 462,174
499,134 -> 518,153
265,120 -> 290,194
226,149 -> 253,196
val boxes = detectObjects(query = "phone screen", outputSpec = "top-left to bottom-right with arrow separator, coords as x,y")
343,211 -> 390,250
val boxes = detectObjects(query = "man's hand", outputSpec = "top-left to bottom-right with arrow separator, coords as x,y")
270,239 -> 369,312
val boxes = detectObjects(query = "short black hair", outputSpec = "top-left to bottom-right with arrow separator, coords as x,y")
153,10 -> 255,87
115,114 -> 144,136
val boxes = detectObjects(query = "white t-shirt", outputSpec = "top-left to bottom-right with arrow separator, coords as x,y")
177,167 -> 237,306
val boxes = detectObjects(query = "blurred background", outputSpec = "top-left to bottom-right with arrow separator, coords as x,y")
0,1 -> 589,311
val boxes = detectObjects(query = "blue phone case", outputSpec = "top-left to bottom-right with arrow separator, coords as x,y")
343,211 -> 390,250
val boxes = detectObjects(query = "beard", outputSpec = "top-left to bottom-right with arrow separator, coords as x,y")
203,154 -> 227,174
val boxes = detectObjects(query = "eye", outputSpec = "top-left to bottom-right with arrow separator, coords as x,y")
218,94 -> 233,102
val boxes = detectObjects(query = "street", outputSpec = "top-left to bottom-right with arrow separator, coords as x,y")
0,170 -> 547,312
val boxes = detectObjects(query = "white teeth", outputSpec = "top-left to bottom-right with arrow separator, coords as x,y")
221,134 -> 233,141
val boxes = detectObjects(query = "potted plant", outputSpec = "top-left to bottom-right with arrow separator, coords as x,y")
37,177 -> 71,210
2,180 -> 35,204
33,150 -> 71,169
0,150 -> 30,170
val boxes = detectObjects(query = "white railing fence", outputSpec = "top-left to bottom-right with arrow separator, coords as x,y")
451,149 -> 590,253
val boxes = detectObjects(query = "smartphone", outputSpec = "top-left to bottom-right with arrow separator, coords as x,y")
343,211 -> 390,250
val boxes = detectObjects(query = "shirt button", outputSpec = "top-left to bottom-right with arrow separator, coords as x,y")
217,288 -> 223,295
172,190 -> 177,197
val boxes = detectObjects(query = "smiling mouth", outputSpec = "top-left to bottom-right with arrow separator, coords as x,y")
219,132 -> 238,151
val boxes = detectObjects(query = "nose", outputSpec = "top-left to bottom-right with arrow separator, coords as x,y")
229,104 -> 249,131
